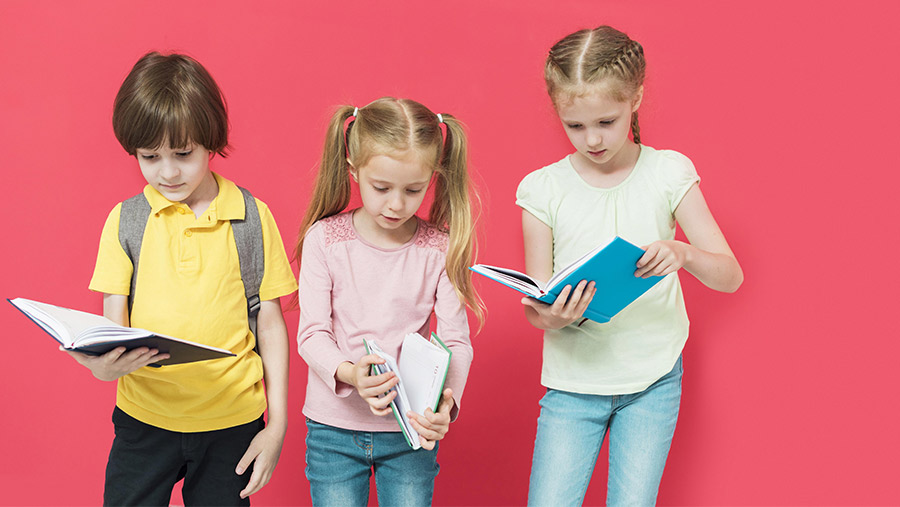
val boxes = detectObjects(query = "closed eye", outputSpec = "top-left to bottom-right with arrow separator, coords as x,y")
175,150 -> 193,157
373,186 -> 389,193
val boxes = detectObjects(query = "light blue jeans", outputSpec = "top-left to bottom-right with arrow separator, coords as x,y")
528,356 -> 683,506
305,418 -> 439,506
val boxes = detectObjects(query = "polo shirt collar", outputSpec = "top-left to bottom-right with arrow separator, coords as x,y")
142,172 -> 246,220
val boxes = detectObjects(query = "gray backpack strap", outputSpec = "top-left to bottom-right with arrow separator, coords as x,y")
118,193 -> 152,313
117,187 -> 265,342
231,186 -> 265,339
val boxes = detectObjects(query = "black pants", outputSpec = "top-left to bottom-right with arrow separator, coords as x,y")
104,407 -> 264,506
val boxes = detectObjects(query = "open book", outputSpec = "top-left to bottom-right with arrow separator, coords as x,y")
364,332 -> 452,450
9,297 -> 235,366
470,236 -> 665,323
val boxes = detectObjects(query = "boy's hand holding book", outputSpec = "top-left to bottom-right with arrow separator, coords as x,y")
64,346 -> 170,381
408,388 -> 454,450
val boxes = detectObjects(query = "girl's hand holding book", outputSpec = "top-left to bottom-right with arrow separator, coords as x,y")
409,388 -> 454,451
521,280 -> 597,330
635,240 -> 689,279
64,346 -> 169,381
337,354 -> 400,416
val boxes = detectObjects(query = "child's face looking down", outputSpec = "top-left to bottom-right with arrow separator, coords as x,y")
136,143 -> 217,210
350,151 -> 433,244
556,88 -> 642,171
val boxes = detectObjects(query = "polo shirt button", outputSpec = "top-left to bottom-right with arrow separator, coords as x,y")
184,230 -> 192,237
178,208 -> 187,215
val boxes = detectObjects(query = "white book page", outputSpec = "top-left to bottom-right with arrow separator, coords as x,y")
365,340 -> 421,449
11,298 -> 120,347
470,265 -> 545,295
398,333 -> 450,415
77,327 -> 146,341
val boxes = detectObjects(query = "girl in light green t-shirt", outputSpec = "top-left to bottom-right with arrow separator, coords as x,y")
519,25 -> 744,506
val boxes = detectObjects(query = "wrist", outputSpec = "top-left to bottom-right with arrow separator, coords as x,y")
540,314 -> 570,330
264,415 -> 288,437
681,241 -> 696,267
335,361 -> 356,387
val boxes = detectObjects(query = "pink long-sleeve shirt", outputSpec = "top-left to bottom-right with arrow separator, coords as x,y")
297,211 -> 473,431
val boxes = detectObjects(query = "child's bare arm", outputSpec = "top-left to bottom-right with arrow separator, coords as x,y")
65,293 -> 169,381
521,211 -> 596,329
102,293 -> 130,327
236,298 -> 290,499
635,185 -> 744,293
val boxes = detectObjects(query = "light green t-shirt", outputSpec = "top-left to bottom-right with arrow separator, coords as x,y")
516,146 -> 700,394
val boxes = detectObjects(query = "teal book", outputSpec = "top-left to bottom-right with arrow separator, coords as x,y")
8,297 -> 235,366
470,236 -> 664,323
363,332 -> 452,450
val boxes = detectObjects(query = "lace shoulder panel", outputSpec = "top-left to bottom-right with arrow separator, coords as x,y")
415,219 -> 449,252
320,212 -> 356,246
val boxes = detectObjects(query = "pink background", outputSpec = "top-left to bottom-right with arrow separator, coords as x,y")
2,1 -> 898,505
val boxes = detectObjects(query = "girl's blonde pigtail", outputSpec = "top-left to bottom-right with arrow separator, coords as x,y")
431,115 -> 485,328
294,105 -> 356,266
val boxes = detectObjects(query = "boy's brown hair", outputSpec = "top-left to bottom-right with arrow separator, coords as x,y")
112,51 -> 230,156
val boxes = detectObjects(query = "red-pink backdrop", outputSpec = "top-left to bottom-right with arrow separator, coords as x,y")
2,1 -> 898,505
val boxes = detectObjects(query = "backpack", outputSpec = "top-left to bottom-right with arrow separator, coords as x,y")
117,186 -> 265,338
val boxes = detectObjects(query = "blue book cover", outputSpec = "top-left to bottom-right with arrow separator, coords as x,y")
470,237 -> 664,323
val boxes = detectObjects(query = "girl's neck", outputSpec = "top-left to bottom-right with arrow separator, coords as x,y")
351,209 -> 419,249
570,141 -> 641,189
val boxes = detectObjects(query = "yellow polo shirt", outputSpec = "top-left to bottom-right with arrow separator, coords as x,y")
89,173 -> 297,432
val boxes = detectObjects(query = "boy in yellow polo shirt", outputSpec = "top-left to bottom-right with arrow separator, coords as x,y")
65,51 -> 297,506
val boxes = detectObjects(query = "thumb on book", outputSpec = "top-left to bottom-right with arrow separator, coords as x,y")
438,388 -> 454,414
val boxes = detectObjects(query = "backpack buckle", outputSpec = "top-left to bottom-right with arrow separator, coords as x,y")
248,294 -> 261,318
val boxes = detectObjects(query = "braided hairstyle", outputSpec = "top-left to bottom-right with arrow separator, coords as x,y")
545,26 -> 646,144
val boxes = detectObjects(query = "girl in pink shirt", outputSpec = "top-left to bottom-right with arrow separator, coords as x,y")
295,97 -> 483,505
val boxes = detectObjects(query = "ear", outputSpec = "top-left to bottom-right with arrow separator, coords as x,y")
631,85 -> 644,112
347,159 -> 358,182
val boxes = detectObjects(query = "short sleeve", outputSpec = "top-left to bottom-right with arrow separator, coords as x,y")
660,151 -> 701,213
257,200 -> 299,301
516,169 -> 554,228
89,203 -> 133,295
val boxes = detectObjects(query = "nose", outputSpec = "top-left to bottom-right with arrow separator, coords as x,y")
586,128 -> 602,147
159,157 -> 180,180
388,191 -> 404,211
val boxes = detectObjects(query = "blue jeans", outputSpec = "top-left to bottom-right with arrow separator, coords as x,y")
528,356 -> 683,506
305,418 -> 439,506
